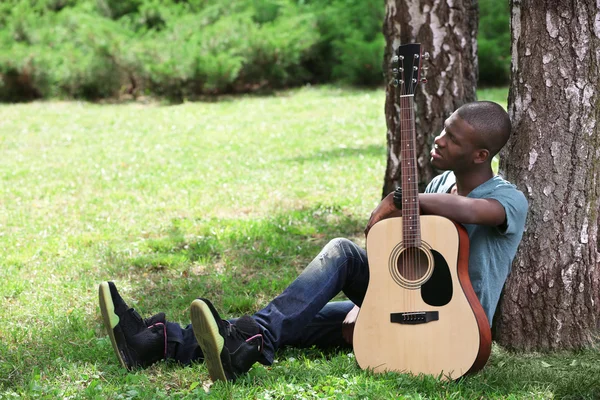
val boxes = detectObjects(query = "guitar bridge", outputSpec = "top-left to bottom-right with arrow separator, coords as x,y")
390,311 -> 439,325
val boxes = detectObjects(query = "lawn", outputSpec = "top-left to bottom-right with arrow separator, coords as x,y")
1,86 -> 598,399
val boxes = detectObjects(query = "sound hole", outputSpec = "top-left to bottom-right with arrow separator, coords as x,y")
396,247 -> 430,281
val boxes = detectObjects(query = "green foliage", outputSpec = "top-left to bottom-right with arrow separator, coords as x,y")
132,2 -> 319,101
305,0 -> 384,85
0,7 -> 127,100
97,0 -> 143,19
478,0 -> 511,86
0,0 -> 322,101
0,0 -> 510,100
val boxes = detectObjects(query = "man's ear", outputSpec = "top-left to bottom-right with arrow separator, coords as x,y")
473,149 -> 490,164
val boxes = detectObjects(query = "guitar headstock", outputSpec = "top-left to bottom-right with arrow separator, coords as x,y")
390,43 -> 429,96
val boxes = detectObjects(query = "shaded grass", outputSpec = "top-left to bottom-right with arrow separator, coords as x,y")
3,85 -> 598,399
102,204 -> 364,318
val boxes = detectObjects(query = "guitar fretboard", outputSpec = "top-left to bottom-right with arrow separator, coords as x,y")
399,95 -> 421,247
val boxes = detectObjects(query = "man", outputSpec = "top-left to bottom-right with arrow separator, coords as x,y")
99,101 -> 528,382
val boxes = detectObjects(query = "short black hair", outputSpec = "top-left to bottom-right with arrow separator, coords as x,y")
456,101 -> 511,158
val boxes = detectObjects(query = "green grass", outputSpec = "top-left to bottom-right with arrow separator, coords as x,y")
477,87 -> 510,106
2,86 -> 598,399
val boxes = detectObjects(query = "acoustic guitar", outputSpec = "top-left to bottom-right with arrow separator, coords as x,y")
353,43 -> 491,380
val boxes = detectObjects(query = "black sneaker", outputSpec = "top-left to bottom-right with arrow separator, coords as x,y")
98,281 -> 167,369
190,298 -> 263,382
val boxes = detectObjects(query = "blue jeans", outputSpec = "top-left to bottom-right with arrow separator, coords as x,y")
253,238 -> 369,364
166,238 -> 370,365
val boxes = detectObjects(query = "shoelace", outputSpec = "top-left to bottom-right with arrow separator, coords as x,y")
224,320 -> 264,353
147,322 -> 168,360
224,321 -> 245,340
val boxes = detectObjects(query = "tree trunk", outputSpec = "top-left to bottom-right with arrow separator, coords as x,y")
496,0 -> 600,350
382,0 -> 479,196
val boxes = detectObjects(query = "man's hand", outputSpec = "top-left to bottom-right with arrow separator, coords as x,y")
364,191 -> 402,237
342,305 -> 360,344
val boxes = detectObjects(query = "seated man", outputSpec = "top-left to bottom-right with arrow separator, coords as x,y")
99,101 -> 528,382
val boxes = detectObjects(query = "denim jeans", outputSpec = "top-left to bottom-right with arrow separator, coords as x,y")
253,237 -> 369,364
166,238 -> 370,365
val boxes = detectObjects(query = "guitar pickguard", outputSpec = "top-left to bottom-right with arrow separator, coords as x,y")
421,250 -> 453,307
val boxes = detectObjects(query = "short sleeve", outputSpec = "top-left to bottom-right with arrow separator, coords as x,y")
488,186 -> 528,235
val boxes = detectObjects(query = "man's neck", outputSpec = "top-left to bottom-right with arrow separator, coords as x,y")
453,166 -> 494,196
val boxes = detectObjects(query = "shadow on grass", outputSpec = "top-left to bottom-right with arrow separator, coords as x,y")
79,85 -> 380,106
92,201 -> 600,399
3,203 -> 600,399
101,204 -> 365,320
284,144 -> 384,164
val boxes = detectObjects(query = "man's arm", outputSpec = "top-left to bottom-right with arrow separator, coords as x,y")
365,191 -> 507,237
419,193 -> 506,227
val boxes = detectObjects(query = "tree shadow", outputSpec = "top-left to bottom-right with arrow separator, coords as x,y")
5,202 -> 599,399
284,144 -> 384,164
100,204 -> 366,322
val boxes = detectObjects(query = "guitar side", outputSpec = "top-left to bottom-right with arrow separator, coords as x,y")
353,216 -> 491,380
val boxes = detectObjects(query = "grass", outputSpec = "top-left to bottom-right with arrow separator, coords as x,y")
1,85 -> 599,399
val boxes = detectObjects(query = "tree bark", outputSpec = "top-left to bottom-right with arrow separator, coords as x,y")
382,0 -> 479,196
496,0 -> 600,350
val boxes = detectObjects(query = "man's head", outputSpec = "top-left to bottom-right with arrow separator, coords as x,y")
430,101 -> 511,172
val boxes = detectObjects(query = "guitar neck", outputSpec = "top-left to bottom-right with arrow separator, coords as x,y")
399,94 -> 421,247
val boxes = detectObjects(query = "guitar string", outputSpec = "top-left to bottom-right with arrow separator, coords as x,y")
400,74 -> 410,300
398,58 -> 422,292
399,65 -> 407,307
401,93 -> 413,284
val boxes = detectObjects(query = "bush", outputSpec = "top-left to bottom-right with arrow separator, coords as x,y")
0,0 -> 323,101
0,7 -> 129,100
134,1 -> 319,100
0,0 -> 509,101
305,0 -> 385,85
96,0 -> 143,20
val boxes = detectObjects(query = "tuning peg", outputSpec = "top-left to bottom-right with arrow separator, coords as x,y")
391,67 -> 404,78
423,52 -> 430,61
391,55 -> 399,64
390,78 -> 404,87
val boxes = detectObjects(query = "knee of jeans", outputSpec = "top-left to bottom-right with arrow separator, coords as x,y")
326,237 -> 356,256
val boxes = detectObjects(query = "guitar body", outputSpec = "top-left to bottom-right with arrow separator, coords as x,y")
354,216 -> 491,380
354,43 -> 490,379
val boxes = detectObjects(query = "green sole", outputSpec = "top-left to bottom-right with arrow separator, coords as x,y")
98,282 -> 128,370
191,299 -> 227,382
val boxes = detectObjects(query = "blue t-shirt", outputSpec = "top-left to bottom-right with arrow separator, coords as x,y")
425,171 -> 528,324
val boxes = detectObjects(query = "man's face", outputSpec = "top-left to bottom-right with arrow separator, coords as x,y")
430,112 -> 481,172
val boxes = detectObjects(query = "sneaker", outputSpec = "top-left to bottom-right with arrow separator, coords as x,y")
98,281 -> 167,369
190,298 -> 263,382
